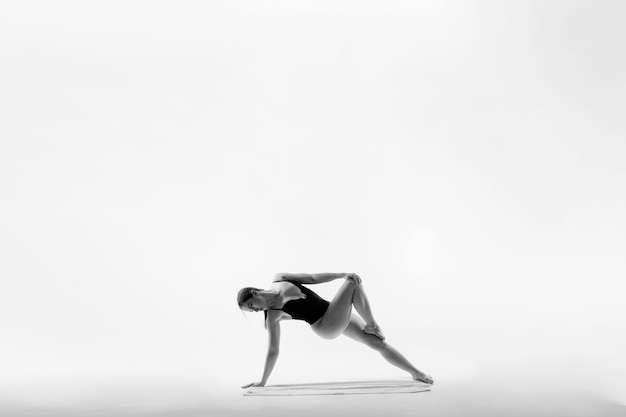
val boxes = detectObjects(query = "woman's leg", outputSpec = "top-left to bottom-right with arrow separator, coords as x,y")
352,283 -> 376,327
312,279 -> 358,339
313,279 -> 384,340
351,283 -> 384,339
342,314 -> 433,384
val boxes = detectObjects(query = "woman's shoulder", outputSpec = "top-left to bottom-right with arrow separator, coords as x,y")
271,278 -> 300,288
266,308 -> 292,322
272,273 -> 304,284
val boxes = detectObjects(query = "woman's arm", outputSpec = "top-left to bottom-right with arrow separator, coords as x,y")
260,319 -> 281,385
242,313 -> 281,388
273,272 -> 350,284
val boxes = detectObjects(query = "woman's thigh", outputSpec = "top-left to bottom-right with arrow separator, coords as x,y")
311,280 -> 356,339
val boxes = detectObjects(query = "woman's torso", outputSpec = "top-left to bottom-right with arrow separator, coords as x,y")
268,281 -> 330,325
271,281 -> 306,306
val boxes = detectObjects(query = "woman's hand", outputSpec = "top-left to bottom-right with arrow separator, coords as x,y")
241,381 -> 265,389
346,273 -> 362,285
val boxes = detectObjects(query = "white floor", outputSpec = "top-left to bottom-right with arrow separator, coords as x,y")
2,371 -> 624,417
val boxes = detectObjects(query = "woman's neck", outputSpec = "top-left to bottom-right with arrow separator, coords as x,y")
261,289 -> 281,309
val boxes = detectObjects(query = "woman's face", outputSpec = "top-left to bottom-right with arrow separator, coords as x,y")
242,292 -> 264,312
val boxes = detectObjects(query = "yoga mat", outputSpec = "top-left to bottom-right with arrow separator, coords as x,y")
244,379 -> 431,396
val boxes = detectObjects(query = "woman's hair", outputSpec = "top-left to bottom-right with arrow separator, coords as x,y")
237,287 -> 262,309
237,287 -> 268,329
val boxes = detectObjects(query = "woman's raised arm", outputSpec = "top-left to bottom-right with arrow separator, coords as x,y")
273,272 -> 351,284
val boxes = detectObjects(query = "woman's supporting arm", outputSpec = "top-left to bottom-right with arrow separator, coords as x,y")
260,350 -> 279,386
242,315 -> 282,389
259,317 -> 281,385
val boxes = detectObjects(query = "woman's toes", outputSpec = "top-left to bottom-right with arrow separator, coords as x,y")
413,374 -> 433,385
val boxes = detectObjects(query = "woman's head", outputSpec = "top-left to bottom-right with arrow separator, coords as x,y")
237,287 -> 265,312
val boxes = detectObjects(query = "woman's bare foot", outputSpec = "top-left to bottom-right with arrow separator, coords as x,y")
413,372 -> 434,385
363,323 -> 385,340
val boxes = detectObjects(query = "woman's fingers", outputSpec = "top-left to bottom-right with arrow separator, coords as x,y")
242,382 -> 264,388
347,273 -> 362,285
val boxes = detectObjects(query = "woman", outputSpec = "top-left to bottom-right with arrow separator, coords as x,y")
237,272 -> 433,388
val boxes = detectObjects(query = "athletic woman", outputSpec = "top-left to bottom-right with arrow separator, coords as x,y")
237,272 -> 433,388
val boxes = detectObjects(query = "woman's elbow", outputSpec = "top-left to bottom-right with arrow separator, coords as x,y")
273,273 -> 287,282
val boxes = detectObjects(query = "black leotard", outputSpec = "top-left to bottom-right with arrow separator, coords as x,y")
264,282 -> 330,325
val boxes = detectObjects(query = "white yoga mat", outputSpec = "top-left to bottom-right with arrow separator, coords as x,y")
244,379 -> 431,396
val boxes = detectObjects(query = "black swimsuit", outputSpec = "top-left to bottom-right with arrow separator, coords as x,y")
264,282 -> 330,325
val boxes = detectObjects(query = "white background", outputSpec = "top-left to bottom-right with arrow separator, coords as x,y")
1,0 -> 625,414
